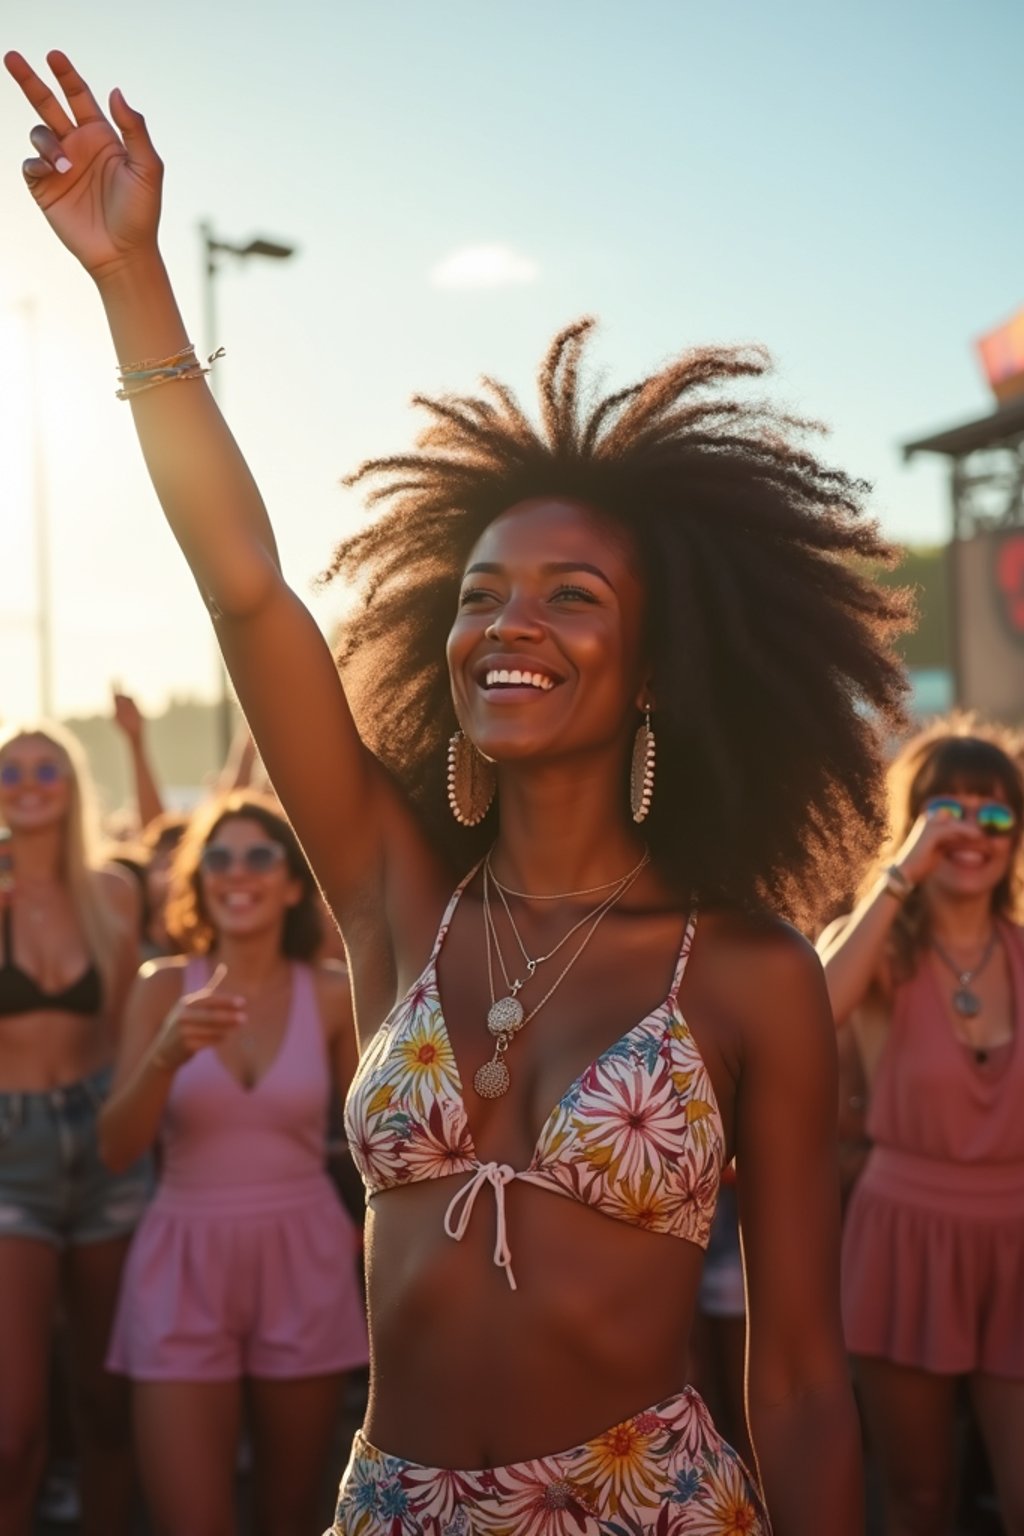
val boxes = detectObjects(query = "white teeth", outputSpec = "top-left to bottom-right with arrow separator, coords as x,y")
484,669 -> 554,690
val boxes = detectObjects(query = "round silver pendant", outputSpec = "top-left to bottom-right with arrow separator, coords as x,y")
953,987 -> 981,1019
474,1058 -> 511,1098
487,996 -> 524,1036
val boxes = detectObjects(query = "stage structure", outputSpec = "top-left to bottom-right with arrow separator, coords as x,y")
903,307 -> 1024,721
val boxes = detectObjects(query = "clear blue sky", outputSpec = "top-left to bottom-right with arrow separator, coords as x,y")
1,0 -> 1020,721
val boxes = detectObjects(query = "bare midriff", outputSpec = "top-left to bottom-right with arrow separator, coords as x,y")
0,1009 -> 110,1091
361,1175 -> 707,1469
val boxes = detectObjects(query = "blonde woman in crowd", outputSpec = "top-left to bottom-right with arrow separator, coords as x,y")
0,722 -> 147,1535
819,720 -> 1024,1536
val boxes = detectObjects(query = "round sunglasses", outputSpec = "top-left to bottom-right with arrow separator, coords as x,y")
200,842 -> 287,876
923,795 -> 1017,837
0,759 -> 66,788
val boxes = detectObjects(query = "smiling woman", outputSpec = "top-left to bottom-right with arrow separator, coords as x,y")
0,720 -> 145,1534
98,792 -> 368,1535
5,47 -> 911,1534
817,719 -> 1024,1535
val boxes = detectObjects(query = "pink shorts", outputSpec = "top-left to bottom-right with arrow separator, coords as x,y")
107,1174 -> 369,1380
842,1147 -> 1024,1378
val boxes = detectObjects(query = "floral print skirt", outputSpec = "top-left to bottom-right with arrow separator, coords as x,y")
327,1385 -> 769,1535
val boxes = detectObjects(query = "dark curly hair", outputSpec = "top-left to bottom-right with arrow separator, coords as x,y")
166,792 -> 322,960
322,319 -> 911,926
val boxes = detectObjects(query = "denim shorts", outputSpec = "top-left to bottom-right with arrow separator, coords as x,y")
0,1065 -> 153,1248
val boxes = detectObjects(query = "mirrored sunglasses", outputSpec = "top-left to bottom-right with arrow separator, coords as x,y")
0,759 -> 66,788
923,795 -> 1016,837
200,842 -> 287,876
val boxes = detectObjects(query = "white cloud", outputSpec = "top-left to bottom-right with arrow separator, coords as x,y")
430,244 -> 540,290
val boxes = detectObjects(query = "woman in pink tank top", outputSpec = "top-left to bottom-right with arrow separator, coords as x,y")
819,722 -> 1024,1536
99,793 -> 368,1536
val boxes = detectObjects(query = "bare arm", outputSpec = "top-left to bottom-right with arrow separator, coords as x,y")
216,722 -> 260,796
112,688 -> 165,830
816,810 -> 987,1025
98,865 -> 141,1043
4,50 -> 437,929
99,959 -> 244,1171
734,927 -> 863,1536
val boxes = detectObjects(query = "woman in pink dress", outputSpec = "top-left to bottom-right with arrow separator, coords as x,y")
101,793 -> 368,1535
819,721 -> 1024,1536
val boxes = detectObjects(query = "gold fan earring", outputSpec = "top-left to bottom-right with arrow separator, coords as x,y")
447,730 -> 496,826
630,706 -> 655,823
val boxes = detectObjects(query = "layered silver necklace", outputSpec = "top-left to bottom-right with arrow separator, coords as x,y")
474,851 -> 649,1099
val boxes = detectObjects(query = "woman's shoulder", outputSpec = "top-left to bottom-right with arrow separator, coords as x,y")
697,905 -> 818,975
95,861 -> 140,921
692,907 -> 830,1053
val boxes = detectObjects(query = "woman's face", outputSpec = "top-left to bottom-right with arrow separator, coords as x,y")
0,735 -> 72,835
918,782 -> 1019,902
197,816 -> 302,945
447,498 -> 648,767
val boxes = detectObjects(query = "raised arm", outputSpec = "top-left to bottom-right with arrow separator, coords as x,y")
215,722 -> 262,797
5,51 -> 435,928
816,809 -> 985,1025
111,687 -> 165,830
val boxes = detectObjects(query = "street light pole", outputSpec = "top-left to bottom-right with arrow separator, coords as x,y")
22,298 -> 54,719
199,222 -> 296,761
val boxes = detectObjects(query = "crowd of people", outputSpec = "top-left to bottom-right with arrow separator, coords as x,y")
2,45 -> 1022,1536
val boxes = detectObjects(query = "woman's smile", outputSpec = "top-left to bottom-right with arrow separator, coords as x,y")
448,497 -> 647,761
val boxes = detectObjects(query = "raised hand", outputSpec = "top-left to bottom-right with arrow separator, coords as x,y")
151,964 -> 247,1073
4,49 -> 162,280
892,809 -> 988,889
111,686 -> 145,743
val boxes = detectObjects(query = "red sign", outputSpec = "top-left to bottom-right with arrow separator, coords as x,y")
994,529 -> 1024,645
977,309 -> 1024,405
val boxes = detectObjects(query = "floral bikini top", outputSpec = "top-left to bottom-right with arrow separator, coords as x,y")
344,867 -> 725,1289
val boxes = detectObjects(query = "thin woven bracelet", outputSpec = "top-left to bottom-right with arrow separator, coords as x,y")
117,343 -> 197,374
115,345 -> 225,401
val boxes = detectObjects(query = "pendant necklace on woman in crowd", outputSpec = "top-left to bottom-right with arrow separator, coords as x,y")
931,928 -> 999,1062
474,851 -> 649,1099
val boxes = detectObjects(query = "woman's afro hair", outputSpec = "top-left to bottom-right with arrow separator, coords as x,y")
322,318 -> 912,927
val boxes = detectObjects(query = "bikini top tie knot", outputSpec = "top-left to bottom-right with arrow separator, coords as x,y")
443,1162 -> 518,1290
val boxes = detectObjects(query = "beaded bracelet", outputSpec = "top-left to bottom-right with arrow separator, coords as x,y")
880,863 -> 914,902
115,344 -> 225,401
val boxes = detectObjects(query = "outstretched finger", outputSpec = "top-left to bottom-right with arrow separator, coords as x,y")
4,51 -> 74,137
199,965 -> 246,1013
47,49 -> 106,126
204,963 -> 230,995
